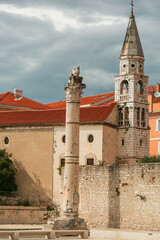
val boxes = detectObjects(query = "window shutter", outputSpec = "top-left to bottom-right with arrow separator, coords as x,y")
156,120 -> 159,132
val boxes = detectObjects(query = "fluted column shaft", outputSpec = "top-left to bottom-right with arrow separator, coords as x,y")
63,75 -> 85,217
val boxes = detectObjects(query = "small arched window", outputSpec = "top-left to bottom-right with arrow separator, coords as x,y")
137,107 -> 140,126
124,107 -> 129,126
137,80 -> 143,95
87,158 -> 94,165
120,80 -> 128,95
141,108 -> 145,127
61,158 -> 65,166
118,108 -> 123,126
62,135 -> 66,143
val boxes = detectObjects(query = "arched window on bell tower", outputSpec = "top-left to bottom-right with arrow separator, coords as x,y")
118,107 -> 123,126
137,80 -> 143,95
118,107 -> 129,126
120,80 -> 128,95
141,108 -> 145,127
124,107 -> 129,126
137,107 -> 140,126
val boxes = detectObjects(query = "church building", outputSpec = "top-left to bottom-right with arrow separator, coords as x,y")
0,8 -> 150,205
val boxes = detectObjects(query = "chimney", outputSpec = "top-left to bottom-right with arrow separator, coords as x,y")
14,89 -> 23,97
157,83 -> 160,92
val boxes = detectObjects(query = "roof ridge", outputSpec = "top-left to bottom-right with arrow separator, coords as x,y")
81,92 -> 115,99
21,95 -> 47,107
0,91 -> 11,101
0,91 -> 52,110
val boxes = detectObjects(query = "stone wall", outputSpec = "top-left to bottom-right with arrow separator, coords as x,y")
0,206 -> 47,224
79,163 -> 160,231
117,127 -> 149,162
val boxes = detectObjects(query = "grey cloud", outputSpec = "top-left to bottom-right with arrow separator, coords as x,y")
0,0 -> 159,103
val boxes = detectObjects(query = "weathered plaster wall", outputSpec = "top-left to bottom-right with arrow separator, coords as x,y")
79,164 -> 160,231
53,125 -> 65,205
103,125 -> 117,164
0,206 -> 47,224
53,124 -> 104,205
79,124 -> 103,165
0,127 -> 53,202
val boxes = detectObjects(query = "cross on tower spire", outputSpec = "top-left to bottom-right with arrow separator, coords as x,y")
131,0 -> 134,14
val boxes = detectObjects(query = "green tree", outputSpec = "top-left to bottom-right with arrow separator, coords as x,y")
141,155 -> 160,163
0,149 -> 17,192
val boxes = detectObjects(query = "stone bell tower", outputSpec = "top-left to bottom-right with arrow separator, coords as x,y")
115,7 -> 149,163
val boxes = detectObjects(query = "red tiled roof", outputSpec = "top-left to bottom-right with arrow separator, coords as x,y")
46,92 -> 115,109
80,92 -> 114,105
153,96 -> 160,103
148,86 -> 157,93
46,86 -> 157,109
80,102 -> 116,122
47,100 -> 66,109
148,85 -> 160,103
0,92 -> 52,110
98,99 -> 115,106
0,84 -> 157,111
0,102 -> 117,126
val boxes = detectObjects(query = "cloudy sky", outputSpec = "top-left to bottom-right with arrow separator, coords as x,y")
0,0 -> 159,103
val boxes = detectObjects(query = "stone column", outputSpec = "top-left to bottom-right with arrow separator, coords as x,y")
52,66 -> 87,230
63,69 -> 85,216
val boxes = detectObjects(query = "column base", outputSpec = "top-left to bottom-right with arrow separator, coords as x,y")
51,215 -> 88,230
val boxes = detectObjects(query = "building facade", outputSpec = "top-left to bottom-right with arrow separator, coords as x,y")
0,9 -> 152,208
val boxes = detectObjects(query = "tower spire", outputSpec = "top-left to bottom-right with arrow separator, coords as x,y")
120,4 -> 144,58
131,0 -> 134,15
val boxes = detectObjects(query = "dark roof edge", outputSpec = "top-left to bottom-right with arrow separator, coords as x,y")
0,121 -> 118,128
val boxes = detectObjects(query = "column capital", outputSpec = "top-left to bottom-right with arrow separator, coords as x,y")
65,77 -> 86,103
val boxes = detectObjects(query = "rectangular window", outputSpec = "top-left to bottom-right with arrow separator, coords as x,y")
156,119 -> 160,132
87,158 -> 94,165
61,158 -> 65,166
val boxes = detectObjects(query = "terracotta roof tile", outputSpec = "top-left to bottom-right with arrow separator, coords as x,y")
148,86 -> 157,93
99,99 -> 115,106
153,96 -> 160,103
0,84 -> 157,111
80,103 -> 117,122
81,92 -> 115,105
47,100 -> 66,109
0,92 -> 52,110
0,102 -> 117,126
46,86 -> 156,109
46,92 -> 115,109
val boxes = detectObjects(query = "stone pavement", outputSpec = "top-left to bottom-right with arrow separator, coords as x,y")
0,225 -> 160,239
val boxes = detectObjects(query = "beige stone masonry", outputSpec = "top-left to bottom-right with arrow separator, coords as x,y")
79,164 -> 160,231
